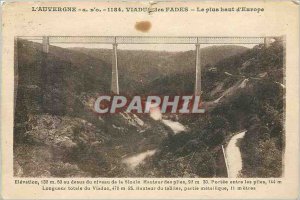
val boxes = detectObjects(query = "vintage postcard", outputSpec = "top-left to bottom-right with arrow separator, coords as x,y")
1,1 -> 299,199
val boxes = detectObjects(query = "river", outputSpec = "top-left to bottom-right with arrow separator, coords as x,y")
122,103 -> 246,177
122,105 -> 187,169
122,124 -> 246,177
225,131 -> 246,178
149,104 -> 186,134
122,150 -> 157,169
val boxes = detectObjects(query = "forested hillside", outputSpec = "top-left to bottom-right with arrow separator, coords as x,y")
14,39 -> 284,178
71,45 -> 248,95
139,39 -> 284,177
14,40 -> 172,177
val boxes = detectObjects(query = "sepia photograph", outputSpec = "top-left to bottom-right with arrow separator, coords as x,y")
13,36 -> 285,178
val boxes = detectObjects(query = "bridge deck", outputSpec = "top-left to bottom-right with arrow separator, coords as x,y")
18,36 -> 265,44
